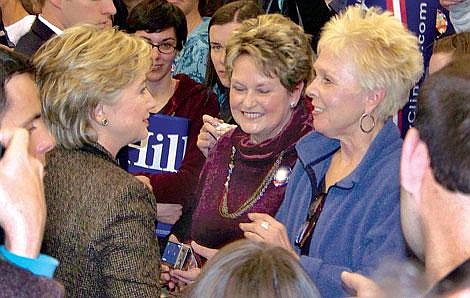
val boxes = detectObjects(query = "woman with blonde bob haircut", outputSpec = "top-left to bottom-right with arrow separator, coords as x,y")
35,25 -> 152,150
33,25 -> 161,297
240,6 -> 424,297
185,239 -> 320,298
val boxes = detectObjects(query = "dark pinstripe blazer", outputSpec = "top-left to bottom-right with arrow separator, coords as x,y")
15,17 -> 55,57
43,144 -> 161,297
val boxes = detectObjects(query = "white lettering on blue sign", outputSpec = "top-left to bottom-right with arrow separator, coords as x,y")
128,132 -> 188,173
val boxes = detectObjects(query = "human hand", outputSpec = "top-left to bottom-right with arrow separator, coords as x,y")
157,203 -> 183,224
160,263 -> 182,294
0,128 -> 45,258
161,235 -> 180,292
239,213 -> 298,260
191,241 -> 217,260
166,241 -> 218,289
135,175 -> 152,190
440,0 -> 464,8
341,271 -> 386,298
197,115 -> 236,158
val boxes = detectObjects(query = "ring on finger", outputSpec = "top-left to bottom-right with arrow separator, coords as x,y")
260,221 -> 270,230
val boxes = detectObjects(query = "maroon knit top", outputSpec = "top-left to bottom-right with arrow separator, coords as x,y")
189,97 -> 313,248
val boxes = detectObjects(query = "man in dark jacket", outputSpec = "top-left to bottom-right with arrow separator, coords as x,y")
15,0 -> 116,57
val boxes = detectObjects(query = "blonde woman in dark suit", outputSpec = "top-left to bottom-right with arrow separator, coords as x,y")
33,25 -> 160,297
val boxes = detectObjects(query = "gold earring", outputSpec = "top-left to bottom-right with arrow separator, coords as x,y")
101,119 -> 109,126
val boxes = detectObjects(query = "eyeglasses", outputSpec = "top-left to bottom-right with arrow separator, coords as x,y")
295,191 -> 327,249
147,41 -> 177,54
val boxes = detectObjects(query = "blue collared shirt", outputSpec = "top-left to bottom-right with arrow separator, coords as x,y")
0,245 -> 59,278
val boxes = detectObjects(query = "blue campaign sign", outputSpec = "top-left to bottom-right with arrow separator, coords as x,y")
118,113 -> 189,174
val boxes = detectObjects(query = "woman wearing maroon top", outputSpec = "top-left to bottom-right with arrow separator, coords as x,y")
162,14 -> 314,291
188,14 -> 314,249
119,0 -> 219,237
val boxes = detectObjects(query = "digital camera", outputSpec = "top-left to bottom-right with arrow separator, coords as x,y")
161,241 -> 199,270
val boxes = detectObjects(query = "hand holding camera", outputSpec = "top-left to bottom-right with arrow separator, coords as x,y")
160,236 -> 218,293
161,241 -> 200,271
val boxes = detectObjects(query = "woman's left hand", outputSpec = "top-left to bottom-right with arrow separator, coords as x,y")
169,267 -> 201,286
239,213 -> 299,260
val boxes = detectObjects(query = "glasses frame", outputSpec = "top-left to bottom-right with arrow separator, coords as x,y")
147,41 -> 177,55
295,191 -> 327,249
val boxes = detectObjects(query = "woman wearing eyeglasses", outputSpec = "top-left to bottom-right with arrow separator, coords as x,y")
240,6 -> 424,297
120,0 -> 219,239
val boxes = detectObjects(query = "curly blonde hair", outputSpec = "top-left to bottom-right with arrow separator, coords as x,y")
225,14 -> 314,92
318,6 -> 423,121
33,25 -> 151,149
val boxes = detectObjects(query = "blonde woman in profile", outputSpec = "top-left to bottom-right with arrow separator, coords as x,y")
240,5 -> 424,297
33,25 -> 161,297
184,239 -> 319,298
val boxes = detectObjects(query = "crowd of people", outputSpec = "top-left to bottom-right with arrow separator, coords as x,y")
0,0 -> 468,297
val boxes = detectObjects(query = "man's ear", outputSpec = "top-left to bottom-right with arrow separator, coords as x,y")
288,81 -> 305,107
401,128 -> 431,197
364,88 -> 386,114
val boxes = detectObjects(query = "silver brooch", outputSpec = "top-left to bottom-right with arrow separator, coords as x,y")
273,166 -> 291,187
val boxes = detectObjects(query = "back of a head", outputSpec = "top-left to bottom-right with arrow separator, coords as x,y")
33,25 -> 151,149
415,53 -> 470,194
126,0 -> 188,50
433,32 -> 470,56
185,240 -> 319,298
429,32 -> 470,74
225,14 -> 313,92
0,49 -> 32,118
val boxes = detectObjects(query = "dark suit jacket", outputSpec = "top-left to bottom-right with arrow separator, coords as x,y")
0,259 -> 64,298
43,144 -> 161,297
15,17 -> 55,57
262,0 -> 333,50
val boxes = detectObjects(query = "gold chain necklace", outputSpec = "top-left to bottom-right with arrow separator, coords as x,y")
218,146 -> 285,219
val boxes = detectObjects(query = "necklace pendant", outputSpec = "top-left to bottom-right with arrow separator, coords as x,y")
219,147 -> 286,219
273,166 -> 291,187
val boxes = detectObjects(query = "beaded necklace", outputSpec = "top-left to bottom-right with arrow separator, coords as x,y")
218,146 -> 285,219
